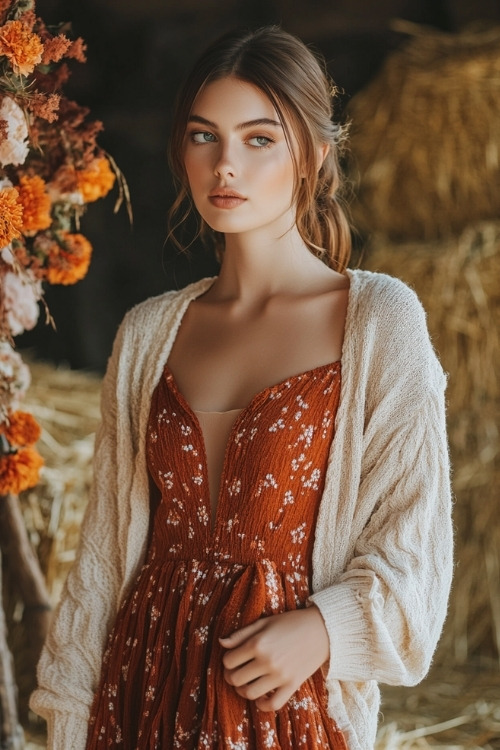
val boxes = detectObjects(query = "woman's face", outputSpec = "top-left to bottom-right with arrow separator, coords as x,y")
183,76 -> 298,239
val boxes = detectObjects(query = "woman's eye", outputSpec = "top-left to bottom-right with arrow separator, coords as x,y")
191,131 -> 216,144
248,135 -> 273,148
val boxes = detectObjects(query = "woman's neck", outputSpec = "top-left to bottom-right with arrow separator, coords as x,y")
210,225 -> 342,306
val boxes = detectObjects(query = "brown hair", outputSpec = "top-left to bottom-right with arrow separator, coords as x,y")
168,25 -> 351,272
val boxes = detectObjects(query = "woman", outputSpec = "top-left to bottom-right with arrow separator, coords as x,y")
30,26 -> 453,750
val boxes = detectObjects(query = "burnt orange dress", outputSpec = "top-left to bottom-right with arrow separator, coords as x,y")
86,361 -> 347,749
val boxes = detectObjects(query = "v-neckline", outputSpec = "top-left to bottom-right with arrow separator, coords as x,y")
163,270 -> 350,415
163,361 -> 341,536
164,360 -> 340,422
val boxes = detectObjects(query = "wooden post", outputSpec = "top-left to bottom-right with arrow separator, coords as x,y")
0,550 -> 25,750
0,494 -> 52,722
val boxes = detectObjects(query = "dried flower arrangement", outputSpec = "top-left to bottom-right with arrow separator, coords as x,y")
0,0 -> 126,494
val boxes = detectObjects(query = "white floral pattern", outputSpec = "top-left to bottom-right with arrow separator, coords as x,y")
87,361 -> 346,750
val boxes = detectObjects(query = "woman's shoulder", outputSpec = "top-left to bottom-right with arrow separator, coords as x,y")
121,276 -> 216,332
348,268 -> 428,333
349,268 -> 424,312
347,268 -> 445,386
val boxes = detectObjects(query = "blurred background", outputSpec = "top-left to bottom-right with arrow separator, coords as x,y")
5,0 -> 500,748
19,0 -> 500,371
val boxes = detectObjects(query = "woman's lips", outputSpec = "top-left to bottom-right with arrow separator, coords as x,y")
208,190 -> 246,209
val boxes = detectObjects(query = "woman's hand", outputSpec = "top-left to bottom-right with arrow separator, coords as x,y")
219,605 -> 329,711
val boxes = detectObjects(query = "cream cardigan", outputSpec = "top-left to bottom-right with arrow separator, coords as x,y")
30,269 -> 453,750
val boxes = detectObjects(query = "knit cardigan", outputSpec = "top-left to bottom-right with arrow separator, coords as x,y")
30,268 -> 453,750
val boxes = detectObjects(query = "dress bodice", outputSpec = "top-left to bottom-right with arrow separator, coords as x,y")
86,360 -> 346,750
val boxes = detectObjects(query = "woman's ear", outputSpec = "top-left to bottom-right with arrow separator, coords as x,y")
316,143 -> 330,171
298,144 -> 330,179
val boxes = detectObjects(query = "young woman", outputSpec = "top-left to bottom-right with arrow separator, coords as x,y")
30,26 -> 453,750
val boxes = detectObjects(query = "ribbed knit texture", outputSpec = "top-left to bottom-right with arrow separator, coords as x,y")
30,269 -> 453,750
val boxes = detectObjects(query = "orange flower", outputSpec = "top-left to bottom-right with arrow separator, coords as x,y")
46,231 -> 92,285
67,38 -> 87,63
0,0 -> 10,25
0,446 -> 44,495
0,186 -> 23,246
41,34 -> 71,65
17,175 -> 52,233
0,20 -> 44,77
0,115 -> 7,143
0,410 -> 41,447
27,92 -> 60,122
76,157 -> 116,202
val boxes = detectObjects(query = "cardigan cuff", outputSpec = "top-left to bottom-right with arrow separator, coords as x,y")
45,710 -> 89,750
308,582 -> 374,682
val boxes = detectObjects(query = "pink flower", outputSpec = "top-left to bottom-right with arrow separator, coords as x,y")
3,269 -> 42,335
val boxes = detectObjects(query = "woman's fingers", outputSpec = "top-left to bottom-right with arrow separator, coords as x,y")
232,673 -> 296,711
219,617 -> 266,646
219,618 -> 267,670
224,660 -> 264,688
233,674 -> 281,702
254,685 -> 293,712
219,607 -> 330,708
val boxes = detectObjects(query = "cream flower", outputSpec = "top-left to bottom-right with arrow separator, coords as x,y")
3,269 -> 42,335
0,340 -> 31,415
0,96 -> 29,167
1,245 -> 14,263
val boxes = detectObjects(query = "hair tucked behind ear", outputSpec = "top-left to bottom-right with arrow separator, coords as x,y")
167,25 -> 351,272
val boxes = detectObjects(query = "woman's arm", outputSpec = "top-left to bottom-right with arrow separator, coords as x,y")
29,318 -> 132,750
309,283 -> 453,688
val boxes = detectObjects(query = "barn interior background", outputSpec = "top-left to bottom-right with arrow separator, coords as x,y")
1,0 -> 500,747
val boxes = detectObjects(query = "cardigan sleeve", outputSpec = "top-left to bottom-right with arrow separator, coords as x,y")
309,280 -> 453,687
29,317 -> 131,750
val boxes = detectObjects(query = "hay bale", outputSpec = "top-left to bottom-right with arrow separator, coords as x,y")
3,360 -> 100,714
20,360 -> 101,602
362,221 -> 500,665
347,24 -> 500,241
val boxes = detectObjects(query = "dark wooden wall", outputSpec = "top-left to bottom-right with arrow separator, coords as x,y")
21,0 -> 500,371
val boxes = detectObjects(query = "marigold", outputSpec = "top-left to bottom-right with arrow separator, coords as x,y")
0,410 -> 41,446
0,186 -> 23,246
46,231 -> 92,285
17,175 -> 52,233
0,446 -> 44,495
76,157 -> 116,202
0,20 -> 43,77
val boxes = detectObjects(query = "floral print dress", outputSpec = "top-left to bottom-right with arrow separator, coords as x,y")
86,361 -> 346,750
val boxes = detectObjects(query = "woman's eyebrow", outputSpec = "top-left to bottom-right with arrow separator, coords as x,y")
188,115 -> 282,130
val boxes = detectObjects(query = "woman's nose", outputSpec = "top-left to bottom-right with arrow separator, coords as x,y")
214,142 -> 237,179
